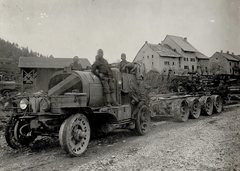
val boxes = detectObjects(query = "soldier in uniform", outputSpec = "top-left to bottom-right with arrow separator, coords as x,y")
91,49 -> 120,107
118,53 -> 129,73
69,56 -> 83,71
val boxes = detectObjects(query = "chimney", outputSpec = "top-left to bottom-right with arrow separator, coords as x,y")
221,50 -> 223,53
184,37 -> 187,41
227,51 -> 229,54
232,52 -> 234,55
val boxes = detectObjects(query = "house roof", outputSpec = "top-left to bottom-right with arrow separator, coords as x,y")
166,35 -> 198,52
232,54 -> 240,61
147,43 -> 181,58
217,52 -> 239,62
18,57 -> 91,68
195,52 -> 209,59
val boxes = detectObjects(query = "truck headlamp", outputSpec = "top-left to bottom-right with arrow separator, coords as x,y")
20,98 -> 28,110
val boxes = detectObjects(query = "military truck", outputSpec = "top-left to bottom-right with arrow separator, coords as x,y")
0,74 -> 17,97
4,67 -> 224,157
5,68 -> 151,157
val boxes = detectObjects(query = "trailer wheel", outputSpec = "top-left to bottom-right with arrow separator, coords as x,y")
173,99 -> 189,122
211,95 -> 223,113
187,97 -> 201,119
199,96 -> 213,116
135,105 -> 151,135
5,116 -> 21,149
59,114 -> 90,157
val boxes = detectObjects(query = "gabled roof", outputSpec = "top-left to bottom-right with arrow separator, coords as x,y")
195,52 -> 209,59
18,57 -> 91,68
148,43 -> 181,58
217,52 -> 239,62
232,54 -> 240,61
166,35 -> 198,52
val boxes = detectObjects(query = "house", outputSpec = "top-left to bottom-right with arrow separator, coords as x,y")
18,57 -> 91,92
195,52 -> 210,75
133,41 -> 181,73
209,51 -> 240,75
162,35 -> 207,73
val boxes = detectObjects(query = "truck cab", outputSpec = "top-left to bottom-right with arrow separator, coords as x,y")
5,68 -> 151,157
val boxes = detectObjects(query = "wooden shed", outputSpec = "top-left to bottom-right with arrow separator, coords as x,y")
18,57 -> 91,92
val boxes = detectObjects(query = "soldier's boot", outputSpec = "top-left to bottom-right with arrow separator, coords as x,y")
110,93 -> 120,106
106,94 -> 112,107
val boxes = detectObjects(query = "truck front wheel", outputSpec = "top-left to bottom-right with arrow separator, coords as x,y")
59,114 -> 91,157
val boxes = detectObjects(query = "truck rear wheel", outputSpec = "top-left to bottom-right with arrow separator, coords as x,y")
134,105 -> 151,135
59,114 -> 90,157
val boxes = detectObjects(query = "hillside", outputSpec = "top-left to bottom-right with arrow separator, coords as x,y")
0,38 -> 51,74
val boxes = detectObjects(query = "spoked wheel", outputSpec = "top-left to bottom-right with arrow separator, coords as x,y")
134,105 -> 151,135
5,116 -> 21,149
173,99 -> 190,122
59,114 -> 91,157
187,97 -> 201,119
14,121 -> 35,147
211,95 -> 223,113
199,96 -> 213,116
2,90 -> 10,97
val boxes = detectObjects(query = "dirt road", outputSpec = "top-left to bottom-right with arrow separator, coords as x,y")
0,105 -> 240,171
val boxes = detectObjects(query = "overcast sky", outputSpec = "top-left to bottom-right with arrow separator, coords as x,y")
0,0 -> 239,64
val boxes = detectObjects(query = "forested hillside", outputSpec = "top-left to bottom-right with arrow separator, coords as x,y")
0,38 -> 49,60
0,38 -> 54,76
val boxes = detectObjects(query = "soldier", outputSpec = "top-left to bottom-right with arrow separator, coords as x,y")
118,53 -> 129,72
69,56 -> 83,71
91,49 -> 120,107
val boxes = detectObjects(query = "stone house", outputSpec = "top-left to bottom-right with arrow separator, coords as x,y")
133,41 -> 181,74
162,35 -> 208,73
209,51 -> 240,75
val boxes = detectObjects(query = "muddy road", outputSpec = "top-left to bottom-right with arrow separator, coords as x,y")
0,105 -> 240,171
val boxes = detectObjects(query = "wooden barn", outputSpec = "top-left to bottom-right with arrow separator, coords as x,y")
18,57 -> 91,92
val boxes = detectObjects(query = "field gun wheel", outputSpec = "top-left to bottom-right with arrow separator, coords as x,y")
173,99 -> 190,122
59,114 -> 90,157
186,97 -> 201,119
5,116 -> 21,149
134,105 -> 151,135
199,96 -> 213,116
211,95 -> 223,113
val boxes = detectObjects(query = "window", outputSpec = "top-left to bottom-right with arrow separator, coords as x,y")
230,62 -> 231,66
143,56 -> 144,59
164,61 -> 169,65
172,62 -> 175,65
230,69 -> 232,73
152,55 -> 154,58
147,56 -> 149,59
184,66 -> 189,69
190,58 -> 195,62
197,66 -> 200,69
187,58 -> 188,61
152,62 -> 154,66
